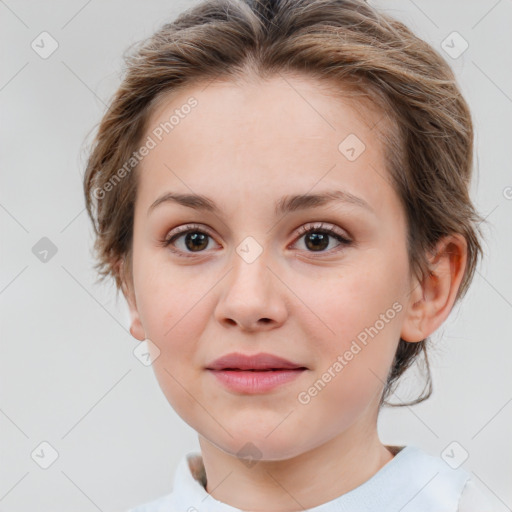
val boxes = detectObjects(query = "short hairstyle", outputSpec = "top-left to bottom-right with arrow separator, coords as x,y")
83,0 -> 486,406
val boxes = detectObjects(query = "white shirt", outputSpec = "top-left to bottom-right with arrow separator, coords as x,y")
126,445 -> 494,511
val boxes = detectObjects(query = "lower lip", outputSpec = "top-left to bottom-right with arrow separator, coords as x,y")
207,369 -> 306,394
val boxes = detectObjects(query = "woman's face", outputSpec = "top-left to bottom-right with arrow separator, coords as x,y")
125,74 -> 416,460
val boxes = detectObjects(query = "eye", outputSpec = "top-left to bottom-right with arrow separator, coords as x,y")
160,221 -> 352,258
292,222 -> 351,254
160,224 -> 219,257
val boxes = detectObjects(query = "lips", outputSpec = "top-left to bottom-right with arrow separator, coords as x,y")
206,352 -> 307,394
206,352 -> 307,371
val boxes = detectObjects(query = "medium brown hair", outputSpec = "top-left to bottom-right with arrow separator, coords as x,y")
83,0 -> 486,406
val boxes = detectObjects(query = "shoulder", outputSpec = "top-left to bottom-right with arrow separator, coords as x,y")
123,452 -> 206,512
457,478 -> 495,512
124,491 -> 173,512
380,445 -> 478,511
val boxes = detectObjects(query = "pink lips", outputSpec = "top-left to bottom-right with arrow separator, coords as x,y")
206,352 -> 307,394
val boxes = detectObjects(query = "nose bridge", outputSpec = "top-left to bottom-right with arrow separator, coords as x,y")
227,240 -> 273,303
215,238 -> 287,329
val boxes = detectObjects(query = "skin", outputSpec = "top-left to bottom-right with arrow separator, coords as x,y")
122,73 -> 467,511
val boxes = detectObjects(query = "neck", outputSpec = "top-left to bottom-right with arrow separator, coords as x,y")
198,414 -> 394,511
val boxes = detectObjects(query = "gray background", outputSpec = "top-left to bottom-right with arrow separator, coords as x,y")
1,0 -> 511,511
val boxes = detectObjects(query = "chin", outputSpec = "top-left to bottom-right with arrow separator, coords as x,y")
207,430 -> 311,463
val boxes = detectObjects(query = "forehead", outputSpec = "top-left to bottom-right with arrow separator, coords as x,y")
136,74 -> 397,218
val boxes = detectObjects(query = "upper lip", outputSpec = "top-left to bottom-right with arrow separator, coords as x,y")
206,352 -> 307,371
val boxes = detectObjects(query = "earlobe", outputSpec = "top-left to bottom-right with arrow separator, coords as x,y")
127,305 -> 146,341
118,258 -> 146,342
129,322 -> 145,341
400,285 -> 427,343
400,234 -> 467,343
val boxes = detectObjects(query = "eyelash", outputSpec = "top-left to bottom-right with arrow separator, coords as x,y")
160,222 -> 352,258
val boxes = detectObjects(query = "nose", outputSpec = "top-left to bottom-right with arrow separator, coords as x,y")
214,249 -> 288,332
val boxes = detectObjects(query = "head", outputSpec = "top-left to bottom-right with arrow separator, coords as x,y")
83,0 -> 484,460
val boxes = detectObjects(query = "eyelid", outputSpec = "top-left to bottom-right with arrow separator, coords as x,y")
165,222 -> 214,241
293,221 -> 350,241
160,223 -> 220,257
164,222 -> 349,242
161,221 -> 352,256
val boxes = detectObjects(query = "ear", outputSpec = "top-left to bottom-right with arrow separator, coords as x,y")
400,234 -> 467,343
118,258 -> 146,342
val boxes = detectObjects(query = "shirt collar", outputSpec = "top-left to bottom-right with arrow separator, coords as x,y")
169,445 -> 414,512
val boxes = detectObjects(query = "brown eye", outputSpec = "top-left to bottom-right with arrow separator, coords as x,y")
303,231 -> 330,251
162,224 -> 219,257
181,232 -> 209,252
294,223 -> 352,254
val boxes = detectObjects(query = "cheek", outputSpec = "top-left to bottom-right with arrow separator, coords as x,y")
299,262 -> 404,338
134,251 -> 205,343
292,256 -> 406,385
134,266 -> 209,417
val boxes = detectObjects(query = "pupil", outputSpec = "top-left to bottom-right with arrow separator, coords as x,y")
306,232 -> 328,251
183,232 -> 330,252
186,232 -> 208,251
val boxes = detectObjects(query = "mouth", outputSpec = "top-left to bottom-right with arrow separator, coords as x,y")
205,351 -> 307,372
212,368 -> 306,371
206,368 -> 307,394
205,352 -> 308,394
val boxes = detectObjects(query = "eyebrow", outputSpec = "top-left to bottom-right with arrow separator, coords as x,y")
147,189 -> 374,217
